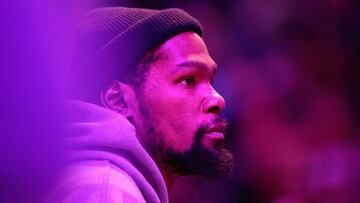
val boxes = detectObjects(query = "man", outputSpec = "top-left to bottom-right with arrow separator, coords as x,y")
52,7 -> 234,203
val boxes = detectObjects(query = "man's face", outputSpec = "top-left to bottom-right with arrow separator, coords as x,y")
131,32 -> 233,176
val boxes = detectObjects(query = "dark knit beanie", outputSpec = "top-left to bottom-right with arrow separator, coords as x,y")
69,7 -> 203,103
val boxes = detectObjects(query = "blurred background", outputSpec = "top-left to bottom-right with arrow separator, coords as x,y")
2,0 -> 359,202
109,1 -> 359,203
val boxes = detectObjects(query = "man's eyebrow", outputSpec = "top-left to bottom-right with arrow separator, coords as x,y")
174,60 -> 218,73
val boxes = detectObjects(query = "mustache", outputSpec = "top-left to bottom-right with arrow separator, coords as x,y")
206,116 -> 228,131
197,116 -> 229,135
192,116 -> 229,148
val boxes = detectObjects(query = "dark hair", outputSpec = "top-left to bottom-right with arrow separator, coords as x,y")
131,47 -> 165,89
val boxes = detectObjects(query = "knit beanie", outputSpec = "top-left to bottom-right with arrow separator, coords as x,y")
69,7 -> 203,103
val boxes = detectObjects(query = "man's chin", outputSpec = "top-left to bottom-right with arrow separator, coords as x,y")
213,147 -> 234,177
162,144 -> 234,178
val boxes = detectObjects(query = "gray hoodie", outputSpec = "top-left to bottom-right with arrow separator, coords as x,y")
48,100 -> 168,203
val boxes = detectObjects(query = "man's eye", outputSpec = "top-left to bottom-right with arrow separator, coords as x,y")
180,77 -> 195,86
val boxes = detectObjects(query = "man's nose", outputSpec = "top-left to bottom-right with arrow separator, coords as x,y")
201,89 -> 225,114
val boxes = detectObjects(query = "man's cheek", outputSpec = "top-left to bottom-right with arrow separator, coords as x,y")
160,119 -> 194,150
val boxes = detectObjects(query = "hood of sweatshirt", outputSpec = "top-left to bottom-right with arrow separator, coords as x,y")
64,100 -> 168,203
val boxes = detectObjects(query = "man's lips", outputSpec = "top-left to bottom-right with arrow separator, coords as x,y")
203,131 -> 224,140
202,124 -> 226,149
203,123 -> 226,135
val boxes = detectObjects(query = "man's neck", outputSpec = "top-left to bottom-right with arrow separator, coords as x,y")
142,139 -> 178,190
158,162 -> 177,190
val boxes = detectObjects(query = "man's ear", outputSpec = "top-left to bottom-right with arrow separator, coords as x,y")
100,81 -> 135,117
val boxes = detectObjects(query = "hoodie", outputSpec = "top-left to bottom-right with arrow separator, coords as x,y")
48,100 -> 168,203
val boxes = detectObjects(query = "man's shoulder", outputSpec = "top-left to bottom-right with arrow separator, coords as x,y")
48,160 -> 146,203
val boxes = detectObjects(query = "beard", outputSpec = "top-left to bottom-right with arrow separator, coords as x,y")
136,95 -> 234,177
141,115 -> 234,178
161,123 -> 234,178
